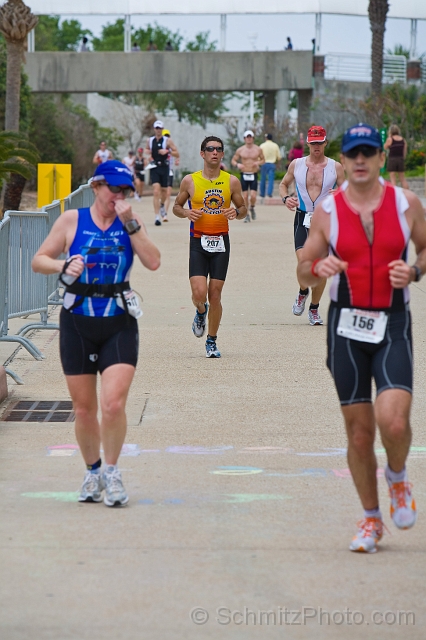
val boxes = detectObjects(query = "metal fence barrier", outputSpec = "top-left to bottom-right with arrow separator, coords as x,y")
42,199 -> 63,304
325,53 -> 407,84
64,183 -> 94,211
2,211 -> 58,353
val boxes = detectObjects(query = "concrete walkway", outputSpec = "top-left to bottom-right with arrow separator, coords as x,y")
1,198 -> 426,639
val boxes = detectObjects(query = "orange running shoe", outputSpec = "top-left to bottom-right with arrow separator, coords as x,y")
349,517 -> 384,553
388,481 -> 417,530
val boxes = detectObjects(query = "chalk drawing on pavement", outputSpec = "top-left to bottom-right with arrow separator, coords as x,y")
166,445 -> 233,455
21,492 -> 79,502
46,445 -> 79,457
211,466 -> 264,475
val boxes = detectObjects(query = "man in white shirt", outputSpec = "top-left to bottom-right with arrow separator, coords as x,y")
93,141 -> 113,165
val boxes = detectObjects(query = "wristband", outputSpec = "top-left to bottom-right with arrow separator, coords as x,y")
311,258 -> 321,277
411,265 -> 422,282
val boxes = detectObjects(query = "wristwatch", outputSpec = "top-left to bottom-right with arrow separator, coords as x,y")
123,219 -> 141,235
282,196 -> 290,204
411,265 -> 422,282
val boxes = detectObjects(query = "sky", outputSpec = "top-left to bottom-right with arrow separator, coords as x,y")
59,13 -> 426,57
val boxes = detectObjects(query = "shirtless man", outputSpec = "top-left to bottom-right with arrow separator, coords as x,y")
279,125 -> 345,325
231,130 -> 265,222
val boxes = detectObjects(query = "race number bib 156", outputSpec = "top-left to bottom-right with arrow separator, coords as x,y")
201,235 -> 226,253
337,308 -> 388,344
303,212 -> 313,228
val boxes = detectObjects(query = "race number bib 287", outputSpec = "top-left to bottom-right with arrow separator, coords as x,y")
337,308 -> 388,344
201,235 -> 226,253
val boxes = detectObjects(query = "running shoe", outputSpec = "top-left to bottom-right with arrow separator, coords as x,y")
103,466 -> 129,507
388,481 -> 417,530
162,216 -> 169,222
192,303 -> 208,338
244,215 -> 251,223
250,206 -> 256,220
292,291 -> 309,316
78,471 -> 104,503
308,308 -> 323,325
160,204 -> 166,218
134,194 -> 141,201
154,217 -> 162,226
349,517 -> 384,553
206,338 -> 221,358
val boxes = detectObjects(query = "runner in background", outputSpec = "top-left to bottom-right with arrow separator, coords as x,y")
231,131 -> 265,223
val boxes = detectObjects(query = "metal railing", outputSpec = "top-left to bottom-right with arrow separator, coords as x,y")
324,53 -> 407,84
42,199 -> 63,304
63,183 -> 94,211
422,59 -> 426,84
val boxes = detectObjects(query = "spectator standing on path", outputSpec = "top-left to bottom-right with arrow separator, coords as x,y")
93,141 -> 113,166
146,40 -> 158,51
231,130 -> 265,223
279,125 -> 345,326
80,37 -> 89,52
259,133 -> 281,200
287,141 -> 304,169
165,41 -> 174,51
32,160 -> 161,507
297,123 -> 426,553
134,148 -> 145,201
131,42 -> 140,52
285,37 -> 293,50
384,124 -> 409,189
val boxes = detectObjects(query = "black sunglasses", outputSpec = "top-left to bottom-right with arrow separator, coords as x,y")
344,145 -> 380,159
99,182 -> 132,196
309,141 -> 325,146
204,146 -> 223,153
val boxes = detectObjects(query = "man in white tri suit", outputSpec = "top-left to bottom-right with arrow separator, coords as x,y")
279,126 -> 345,325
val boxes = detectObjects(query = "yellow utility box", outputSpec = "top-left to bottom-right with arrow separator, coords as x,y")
37,164 -> 72,210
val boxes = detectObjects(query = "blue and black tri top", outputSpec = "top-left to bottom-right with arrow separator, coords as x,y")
63,207 -> 134,317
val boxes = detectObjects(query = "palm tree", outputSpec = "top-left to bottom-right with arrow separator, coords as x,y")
368,0 -> 389,98
0,131 -> 39,214
0,0 -> 37,211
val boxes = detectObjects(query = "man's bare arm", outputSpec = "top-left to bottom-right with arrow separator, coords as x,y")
388,191 -> 426,288
335,162 -> 346,187
231,148 -> 242,169
279,160 -> 298,210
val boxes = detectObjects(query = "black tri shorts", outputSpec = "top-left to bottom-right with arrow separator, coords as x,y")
59,309 -> 139,376
294,209 -> 310,251
150,165 -> 169,188
189,235 -> 230,281
240,173 -> 258,192
327,303 -> 413,406
135,171 -> 145,182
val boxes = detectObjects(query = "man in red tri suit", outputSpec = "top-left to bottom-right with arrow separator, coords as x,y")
297,123 -> 426,553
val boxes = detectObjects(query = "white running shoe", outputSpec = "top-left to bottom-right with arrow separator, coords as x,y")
160,204 -> 166,218
387,481 -> 417,529
78,471 -> 104,503
103,466 -> 129,507
292,292 -> 308,316
192,303 -> 208,338
308,308 -> 323,325
349,517 -> 384,553
154,216 -> 162,226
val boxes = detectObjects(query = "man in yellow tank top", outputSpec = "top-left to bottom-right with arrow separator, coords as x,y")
173,136 -> 246,358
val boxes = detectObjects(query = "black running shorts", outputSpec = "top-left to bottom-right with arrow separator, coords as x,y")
294,209 -> 310,251
135,171 -> 145,182
150,166 -> 169,188
240,173 -> 258,192
59,309 -> 139,375
189,235 -> 230,281
327,303 -> 413,406
167,173 -> 173,188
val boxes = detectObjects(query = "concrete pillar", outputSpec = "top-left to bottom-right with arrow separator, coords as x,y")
70,94 -> 88,108
407,60 -> 421,84
297,89 -> 313,134
124,15 -> 131,53
410,19 -> 417,59
263,91 -> 276,131
313,56 -> 325,78
0,366 -> 7,402
276,90 -> 289,125
27,28 -> 35,53
220,14 -> 227,52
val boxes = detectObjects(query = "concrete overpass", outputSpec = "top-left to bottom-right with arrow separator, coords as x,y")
24,51 -> 314,129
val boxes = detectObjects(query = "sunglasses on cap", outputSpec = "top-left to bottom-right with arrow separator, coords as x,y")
204,145 -> 224,152
98,182 -> 132,197
343,145 -> 380,159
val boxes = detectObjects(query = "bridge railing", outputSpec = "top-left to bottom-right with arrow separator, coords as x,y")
324,53 -> 407,84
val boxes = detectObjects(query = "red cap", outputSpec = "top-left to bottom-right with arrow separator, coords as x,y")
307,125 -> 327,143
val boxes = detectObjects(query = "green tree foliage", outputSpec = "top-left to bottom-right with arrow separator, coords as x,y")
0,130 -> 39,188
35,15 -> 92,51
133,22 -> 183,51
185,31 -> 216,51
92,19 -> 125,52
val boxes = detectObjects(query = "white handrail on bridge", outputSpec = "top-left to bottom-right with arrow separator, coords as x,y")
324,53 -> 407,83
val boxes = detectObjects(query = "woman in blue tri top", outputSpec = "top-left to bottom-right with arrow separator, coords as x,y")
32,161 -> 160,507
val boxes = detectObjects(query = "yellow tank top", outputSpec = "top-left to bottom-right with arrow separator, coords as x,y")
189,170 -> 231,237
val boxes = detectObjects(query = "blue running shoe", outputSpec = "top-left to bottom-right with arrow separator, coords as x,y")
206,337 -> 221,358
192,303 -> 208,338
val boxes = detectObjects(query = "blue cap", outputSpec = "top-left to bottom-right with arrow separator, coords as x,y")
93,160 -> 135,190
341,123 -> 382,154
